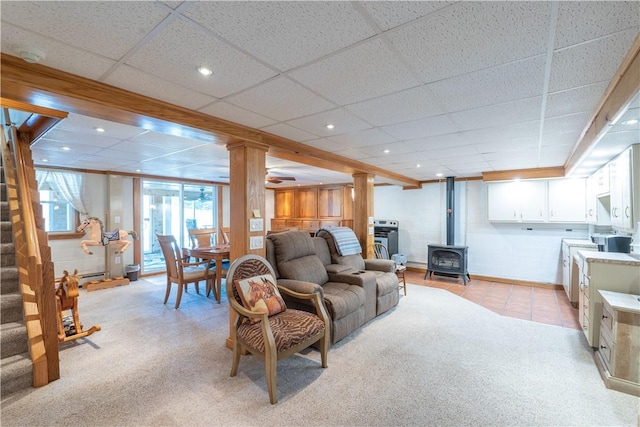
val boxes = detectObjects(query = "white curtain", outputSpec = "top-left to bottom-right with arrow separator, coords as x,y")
36,170 -> 89,216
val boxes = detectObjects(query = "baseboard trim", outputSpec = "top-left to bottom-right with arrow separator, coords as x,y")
405,266 -> 562,290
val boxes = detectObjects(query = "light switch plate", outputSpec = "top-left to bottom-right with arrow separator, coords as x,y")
250,236 -> 263,249
249,218 -> 264,231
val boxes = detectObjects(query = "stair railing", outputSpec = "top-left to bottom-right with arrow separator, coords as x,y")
2,109 -> 59,387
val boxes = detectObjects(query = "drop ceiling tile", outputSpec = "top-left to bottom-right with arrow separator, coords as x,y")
226,76 -> 336,121
302,138 -> 347,153
332,148 -> 372,161
105,64 -> 217,110
0,24 -> 116,80
184,1 -> 376,71
360,1 -> 455,31
541,132 -> 581,148
345,85 -> 445,126
327,128 -> 397,149
54,114 -> 147,140
400,133 -> 472,151
380,114 -> 459,141
459,121 -> 540,145
125,19 -> 277,98
199,102 -> 277,129
473,137 -> 540,155
549,29 -> 639,92
287,109 -> 371,137
128,131 -> 210,150
389,2 -> 549,83
545,81 -> 609,118
429,56 -> 546,112
0,1 -> 169,60
555,2 -> 640,49
451,97 -> 542,131
543,112 -> 591,135
37,130 -> 122,149
289,38 -> 420,105
32,140 -> 103,156
261,123 -> 318,142
93,148 -> 152,162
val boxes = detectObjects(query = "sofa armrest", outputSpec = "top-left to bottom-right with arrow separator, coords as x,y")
328,270 -> 375,287
325,263 -> 352,274
364,259 -> 395,273
277,278 -> 324,298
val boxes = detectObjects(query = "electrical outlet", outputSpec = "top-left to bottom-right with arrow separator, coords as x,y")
250,236 -> 263,249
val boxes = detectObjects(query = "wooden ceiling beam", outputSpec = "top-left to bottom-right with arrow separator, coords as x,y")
482,166 -> 565,182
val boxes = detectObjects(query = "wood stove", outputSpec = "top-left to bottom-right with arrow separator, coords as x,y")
425,245 -> 470,285
424,176 -> 471,285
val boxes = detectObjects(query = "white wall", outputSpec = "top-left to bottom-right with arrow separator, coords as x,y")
50,173 -> 135,280
375,180 -> 589,285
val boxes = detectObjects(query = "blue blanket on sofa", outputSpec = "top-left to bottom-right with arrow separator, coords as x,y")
318,226 -> 361,256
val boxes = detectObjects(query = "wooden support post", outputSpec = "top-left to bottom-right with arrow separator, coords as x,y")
352,173 -> 375,259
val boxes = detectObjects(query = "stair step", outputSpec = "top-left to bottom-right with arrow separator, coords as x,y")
1,222 -> 12,242
0,294 -> 24,324
1,322 -> 28,358
1,353 -> 32,397
1,201 -> 9,222
1,266 -> 19,294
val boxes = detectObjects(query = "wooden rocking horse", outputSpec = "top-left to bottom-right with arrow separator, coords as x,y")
77,216 -> 138,255
55,269 -> 101,342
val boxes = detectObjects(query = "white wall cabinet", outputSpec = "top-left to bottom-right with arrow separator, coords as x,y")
609,147 -> 634,230
548,179 -> 586,222
487,179 -> 586,223
487,180 -> 546,222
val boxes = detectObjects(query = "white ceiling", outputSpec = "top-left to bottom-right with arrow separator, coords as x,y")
1,1 -> 639,186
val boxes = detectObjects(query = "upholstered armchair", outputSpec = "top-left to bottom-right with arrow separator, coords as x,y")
226,254 -> 329,404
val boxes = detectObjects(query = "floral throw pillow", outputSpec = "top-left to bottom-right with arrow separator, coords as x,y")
235,274 -> 286,321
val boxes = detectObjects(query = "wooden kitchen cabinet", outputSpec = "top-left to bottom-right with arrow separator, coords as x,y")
274,189 -> 294,218
595,290 -> 640,397
294,188 -> 317,218
576,250 -> 640,347
318,187 -> 343,218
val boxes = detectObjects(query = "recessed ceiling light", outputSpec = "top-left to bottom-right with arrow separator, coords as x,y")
383,149 -> 390,154
136,169 -> 141,173
198,66 -> 213,76
621,119 -> 638,125
41,158 -> 48,162
416,164 -> 421,168
94,127 -> 105,133
325,124 -> 335,130
436,173 -> 443,177
61,146 -> 71,151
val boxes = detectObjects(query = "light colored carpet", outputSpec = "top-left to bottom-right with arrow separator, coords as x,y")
1,277 -> 638,426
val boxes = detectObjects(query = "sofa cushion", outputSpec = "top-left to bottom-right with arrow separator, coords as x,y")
313,236 -> 332,266
278,255 -> 329,285
369,271 -> 399,297
321,281 -> 366,320
269,230 -> 316,262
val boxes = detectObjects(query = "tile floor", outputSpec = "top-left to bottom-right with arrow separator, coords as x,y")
405,270 -> 581,330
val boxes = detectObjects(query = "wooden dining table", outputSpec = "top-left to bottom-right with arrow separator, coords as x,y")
185,244 -> 230,303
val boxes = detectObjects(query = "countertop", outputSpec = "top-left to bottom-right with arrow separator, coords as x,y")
576,250 -> 640,266
562,238 -> 598,248
598,290 -> 640,314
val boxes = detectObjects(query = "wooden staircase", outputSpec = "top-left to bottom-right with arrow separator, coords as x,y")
0,157 -> 31,395
0,116 -> 59,397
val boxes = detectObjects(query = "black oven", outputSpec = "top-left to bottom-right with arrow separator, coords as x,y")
374,219 -> 399,256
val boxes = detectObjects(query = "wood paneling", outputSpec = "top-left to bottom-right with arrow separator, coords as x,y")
482,166 -> 565,182
294,188 -> 317,218
353,173 -> 374,259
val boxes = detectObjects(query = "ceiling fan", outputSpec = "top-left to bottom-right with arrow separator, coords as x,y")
266,169 -> 296,184
185,187 -> 212,201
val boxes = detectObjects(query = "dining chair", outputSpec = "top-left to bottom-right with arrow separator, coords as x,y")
226,254 -> 330,404
156,234 -> 215,308
220,227 -> 231,245
373,242 -> 407,295
187,227 -> 216,248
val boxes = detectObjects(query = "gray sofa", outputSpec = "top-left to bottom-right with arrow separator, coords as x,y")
266,230 -> 399,344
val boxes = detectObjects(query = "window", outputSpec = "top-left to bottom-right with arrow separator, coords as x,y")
36,170 -> 88,234
39,187 -> 76,232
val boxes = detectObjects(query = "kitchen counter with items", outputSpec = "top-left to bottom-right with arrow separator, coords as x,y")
594,290 -> 640,397
575,250 -> 640,348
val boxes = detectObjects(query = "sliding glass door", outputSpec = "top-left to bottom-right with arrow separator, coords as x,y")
141,180 -> 217,274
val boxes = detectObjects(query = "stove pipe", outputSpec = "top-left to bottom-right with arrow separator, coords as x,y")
446,176 -> 455,246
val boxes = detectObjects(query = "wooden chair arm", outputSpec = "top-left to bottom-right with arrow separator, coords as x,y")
278,286 -> 329,323
228,298 -> 269,322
